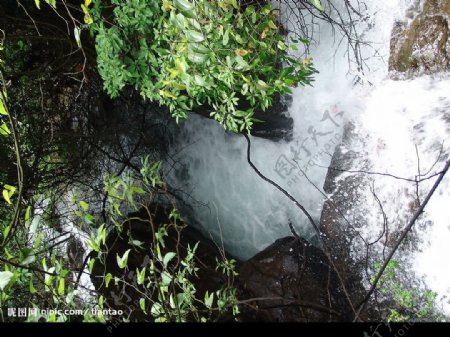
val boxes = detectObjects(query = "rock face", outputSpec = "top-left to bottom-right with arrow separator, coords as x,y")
193,93 -> 294,142
389,0 -> 450,77
66,236 -> 86,271
249,94 -> 294,142
237,236 -> 355,322
318,122 -> 379,321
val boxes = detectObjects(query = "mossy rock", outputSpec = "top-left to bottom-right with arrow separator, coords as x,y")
389,0 -> 450,77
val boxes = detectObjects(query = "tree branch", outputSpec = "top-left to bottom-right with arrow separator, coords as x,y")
354,159 -> 450,320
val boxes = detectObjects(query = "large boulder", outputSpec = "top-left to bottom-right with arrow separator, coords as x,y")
237,236 -> 355,321
318,122 -> 380,320
389,0 -> 450,77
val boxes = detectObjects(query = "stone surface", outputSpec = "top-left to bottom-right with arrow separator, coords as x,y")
318,122 -> 379,320
389,0 -> 450,77
193,93 -> 294,142
237,236 -> 355,322
250,94 -> 294,142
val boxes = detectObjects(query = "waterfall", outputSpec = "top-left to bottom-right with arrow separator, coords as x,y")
165,0 -> 450,314
165,0 -> 403,259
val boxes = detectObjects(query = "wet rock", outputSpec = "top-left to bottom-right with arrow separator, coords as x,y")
237,236 -> 354,321
250,95 -> 294,142
193,94 -> 294,142
67,236 -> 86,271
319,122 -> 378,320
389,0 -> 450,77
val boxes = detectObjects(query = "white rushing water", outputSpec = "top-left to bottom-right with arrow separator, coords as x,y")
166,0 -> 450,314
166,0 -> 402,258
355,74 -> 450,314
29,194 -> 97,308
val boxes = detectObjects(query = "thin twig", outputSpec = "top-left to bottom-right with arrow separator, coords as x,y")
354,159 -> 450,320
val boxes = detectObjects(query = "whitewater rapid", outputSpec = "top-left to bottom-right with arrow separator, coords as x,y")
165,0 -> 402,258
166,0 -> 450,315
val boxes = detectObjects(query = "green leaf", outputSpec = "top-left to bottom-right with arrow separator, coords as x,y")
161,271 -> 172,286
277,40 -> 287,51
2,189 -> 12,205
139,298 -> 146,313
188,43 -> 209,54
172,0 -> 196,18
187,51 -> 208,64
159,90 -> 177,99
169,294 -> 176,309
163,252 -> 176,268
234,110 -> 249,117
311,0 -> 324,11
0,271 -> 14,290
34,0 -> 40,9
234,33 -> 244,44
20,248 -> 36,265
88,236 -> 100,252
29,278 -> 37,294
175,58 -> 187,74
169,12 -> 185,29
88,258 -> 95,273
74,26 -> 81,48
156,243 -> 163,261
268,20 -> 278,30
194,75 -> 207,87
180,9 -> 196,19
0,99 -> 7,115
223,29 -> 230,45
84,213 -> 95,224
185,30 -> 204,43
0,123 -> 11,136
116,249 -> 131,269
204,291 -> 214,308
136,267 -> 145,285
105,273 -> 112,288
173,0 -> 194,13
130,239 -> 144,248
33,232 -> 43,249
58,278 -> 65,295
3,225 -> 11,239
79,200 -> 89,211
21,255 -> 36,265
98,224 -> 106,245
25,206 -> 32,228
256,79 -> 269,91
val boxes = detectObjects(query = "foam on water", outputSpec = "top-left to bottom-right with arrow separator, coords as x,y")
166,0 -> 450,314
349,74 -> 450,314
165,0 -> 402,259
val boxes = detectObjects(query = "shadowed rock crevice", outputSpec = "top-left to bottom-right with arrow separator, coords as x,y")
237,236 -> 356,322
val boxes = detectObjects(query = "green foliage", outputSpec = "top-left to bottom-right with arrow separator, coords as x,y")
372,260 -> 448,322
92,0 -> 316,132
311,0 -> 325,11
95,157 -> 240,322
0,149 -> 239,322
1,13 -> 240,323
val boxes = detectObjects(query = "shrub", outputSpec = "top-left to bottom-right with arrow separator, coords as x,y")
92,0 -> 316,132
